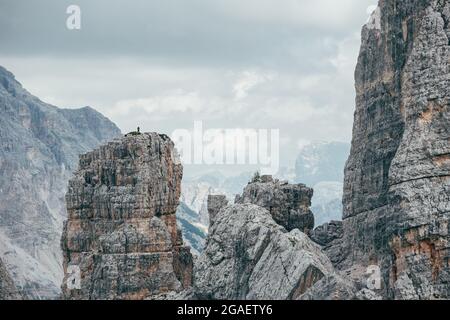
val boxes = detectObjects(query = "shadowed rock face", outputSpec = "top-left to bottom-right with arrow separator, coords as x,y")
310,221 -> 343,247
0,258 -> 21,300
235,176 -> 315,233
207,195 -> 229,227
61,133 -> 193,300
340,0 -> 450,299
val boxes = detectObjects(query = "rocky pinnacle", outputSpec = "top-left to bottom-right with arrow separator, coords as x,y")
235,176 -> 315,233
61,133 -> 193,300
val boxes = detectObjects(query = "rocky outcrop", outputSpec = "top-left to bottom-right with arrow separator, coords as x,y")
235,176 -> 315,233
310,221 -> 343,247
298,274 -> 360,301
194,203 -> 334,300
61,133 -> 193,300
310,221 -> 347,268
340,0 -> 450,299
0,65 -> 121,298
0,258 -> 21,300
207,195 -> 229,227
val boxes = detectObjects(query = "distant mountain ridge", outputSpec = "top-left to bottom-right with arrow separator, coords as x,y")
176,202 -> 208,256
295,141 -> 351,225
0,66 -> 121,298
295,141 -> 350,187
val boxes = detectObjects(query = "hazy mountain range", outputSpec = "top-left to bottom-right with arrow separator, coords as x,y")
0,66 -> 121,298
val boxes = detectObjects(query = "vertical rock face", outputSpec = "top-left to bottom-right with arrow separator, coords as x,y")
342,0 -> 450,299
0,258 -> 21,300
61,133 -> 193,300
235,176 -> 315,233
207,195 -> 228,227
0,65 -> 121,298
310,221 -> 343,247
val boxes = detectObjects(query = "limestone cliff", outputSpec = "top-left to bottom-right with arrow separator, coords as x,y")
340,0 -> 450,299
61,133 -> 193,299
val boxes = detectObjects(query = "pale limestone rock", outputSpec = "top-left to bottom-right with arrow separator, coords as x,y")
194,204 -> 333,300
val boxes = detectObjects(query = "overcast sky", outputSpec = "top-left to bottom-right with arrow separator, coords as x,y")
0,0 -> 377,176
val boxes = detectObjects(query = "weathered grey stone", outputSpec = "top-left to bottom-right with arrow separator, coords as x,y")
194,204 -> 334,300
310,221 -> 343,247
260,175 -> 274,183
299,270 -> 384,301
235,177 -> 315,233
340,0 -> 450,299
207,195 -> 229,227
309,221 -> 347,267
0,258 -> 21,300
354,289 -> 383,301
61,133 -> 193,300
298,273 -> 357,300
151,287 -> 197,300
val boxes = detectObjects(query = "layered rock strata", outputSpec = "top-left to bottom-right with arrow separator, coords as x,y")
235,176 -> 315,233
340,0 -> 450,299
61,133 -> 193,299
194,204 -> 333,300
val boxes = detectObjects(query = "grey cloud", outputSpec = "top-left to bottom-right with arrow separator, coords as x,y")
0,0 -> 378,172
1,0 -> 375,68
